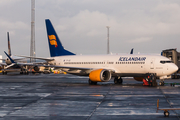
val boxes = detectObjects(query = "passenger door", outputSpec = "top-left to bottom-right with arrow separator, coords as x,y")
150,59 -> 155,69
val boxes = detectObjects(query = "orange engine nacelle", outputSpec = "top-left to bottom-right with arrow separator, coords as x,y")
89,69 -> 111,82
134,77 -> 144,81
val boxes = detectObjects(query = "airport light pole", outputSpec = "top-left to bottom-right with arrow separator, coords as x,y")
106,26 -> 110,54
30,0 -> 35,62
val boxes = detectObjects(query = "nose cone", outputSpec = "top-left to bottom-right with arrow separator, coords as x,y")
170,64 -> 178,74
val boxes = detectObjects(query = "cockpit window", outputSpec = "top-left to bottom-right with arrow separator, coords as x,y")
160,61 -> 173,64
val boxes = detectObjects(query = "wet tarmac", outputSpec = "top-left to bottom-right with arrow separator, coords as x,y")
0,73 -> 180,120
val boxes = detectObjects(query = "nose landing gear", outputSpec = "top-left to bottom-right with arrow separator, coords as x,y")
159,79 -> 165,86
143,73 -> 157,87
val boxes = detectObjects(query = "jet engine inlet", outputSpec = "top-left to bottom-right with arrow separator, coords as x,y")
33,66 -> 39,72
5,58 -> 12,65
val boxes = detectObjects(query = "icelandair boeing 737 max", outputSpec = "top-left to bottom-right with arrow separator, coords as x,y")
15,19 -> 178,86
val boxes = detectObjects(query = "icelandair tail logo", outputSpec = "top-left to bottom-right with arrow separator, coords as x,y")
48,35 -> 58,47
119,57 -> 146,61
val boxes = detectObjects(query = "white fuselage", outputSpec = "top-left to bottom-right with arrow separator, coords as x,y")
48,54 -> 178,78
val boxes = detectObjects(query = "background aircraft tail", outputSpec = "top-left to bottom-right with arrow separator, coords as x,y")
7,32 -> 11,56
45,19 -> 75,57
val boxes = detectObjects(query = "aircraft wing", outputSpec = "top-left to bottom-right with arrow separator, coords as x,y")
0,63 -> 6,66
3,61 -> 93,72
14,58 -> 27,61
4,51 -> 49,67
0,57 -> 27,62
4,63 -> 16,69
49,65 -> 115,74
14,55 -> 54,61
3,61 -> 50,69
0,59 -> 6,61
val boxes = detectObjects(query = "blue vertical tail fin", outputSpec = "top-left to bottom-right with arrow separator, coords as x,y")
45,19 -> 75,57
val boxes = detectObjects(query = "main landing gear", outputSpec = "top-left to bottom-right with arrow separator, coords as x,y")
20,71 -> 29,75
2,71 -> 7,75
88,79 -> 97,85
114,77 -> 123,84
20,68 -> 29,75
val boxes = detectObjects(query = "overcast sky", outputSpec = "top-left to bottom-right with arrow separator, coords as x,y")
0,0 -> 180,58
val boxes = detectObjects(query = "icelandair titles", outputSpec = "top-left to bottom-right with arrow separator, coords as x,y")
119,57 -> 146,61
